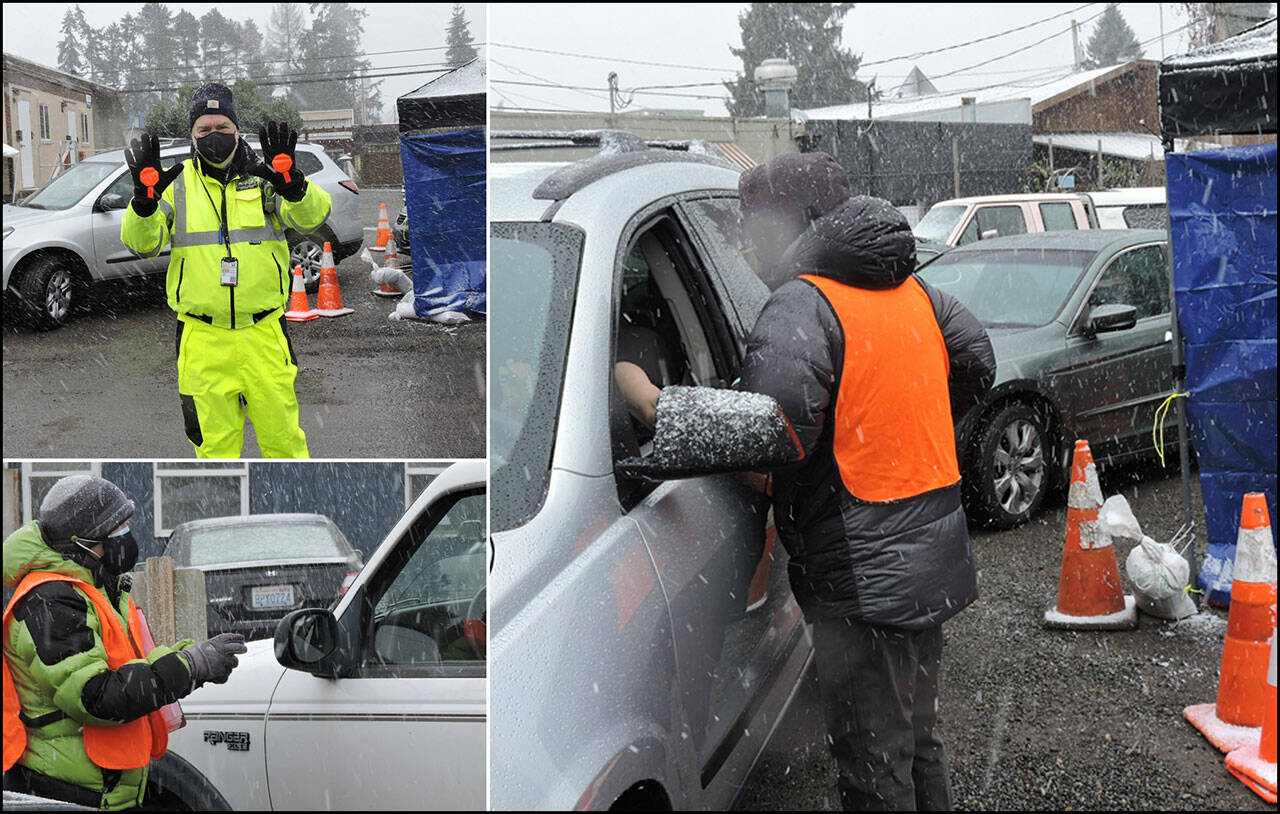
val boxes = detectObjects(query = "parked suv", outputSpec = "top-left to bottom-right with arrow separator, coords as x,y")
2,138 -> 362,329
490,134 -> 811,811
149,460 -> 487,811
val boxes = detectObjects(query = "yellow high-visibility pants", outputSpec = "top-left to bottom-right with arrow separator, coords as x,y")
176,314 -> 309,458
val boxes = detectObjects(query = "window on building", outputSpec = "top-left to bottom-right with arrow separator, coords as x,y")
39,104 -> 51,140
21,462 -> 100,523
406,462 -> 451,508
154,462 -> 248,535
81,113 -> 90,143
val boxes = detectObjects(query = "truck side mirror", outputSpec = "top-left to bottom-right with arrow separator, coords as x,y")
616,386 -> 804,481
275,607 -> 340,674
980,228 -> 999,240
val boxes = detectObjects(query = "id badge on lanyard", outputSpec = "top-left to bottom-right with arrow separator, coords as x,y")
221,256 -> 238,287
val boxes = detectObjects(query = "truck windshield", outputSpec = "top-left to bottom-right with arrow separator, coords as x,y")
913,205 -> 966,244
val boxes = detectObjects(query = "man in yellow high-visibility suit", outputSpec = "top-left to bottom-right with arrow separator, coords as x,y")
120,83 -> 330,458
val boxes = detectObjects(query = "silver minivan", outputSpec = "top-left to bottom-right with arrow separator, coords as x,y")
490,140 -> 813,810
3,139 -> 362,329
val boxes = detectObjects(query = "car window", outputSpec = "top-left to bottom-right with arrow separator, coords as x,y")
104,170 -> 135,200
184,523 -> 344,566
490,222 -> 584,533
1122,204 -> 1167,229
294,150 -> 324,175
612,212 -> 739,502
974,205 -> 1027,239
918,247 -> 1095,328
1087,244 -> 1170,320
20,161 -> 121,210
957,217 -> 980,246
366,489 -> 487,670
678,196 -> 770,339
1040,202 -> 1078,232
914,204 -> 967,244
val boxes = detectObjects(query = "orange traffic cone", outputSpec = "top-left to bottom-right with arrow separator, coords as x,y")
1185,493 -> 1278,752
284,265 -> 318,322
373,237 -> 402,298
1043,440 -> 1138,629
375,203 -> 391,249
1226,628 -> 1277,802
313,242 -> 353,318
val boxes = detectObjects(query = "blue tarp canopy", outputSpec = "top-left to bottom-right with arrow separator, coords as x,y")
397,59 -> 486,317
1166,144 -> 1278,604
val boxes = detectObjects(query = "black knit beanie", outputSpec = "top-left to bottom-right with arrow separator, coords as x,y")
189,83 -> 239,129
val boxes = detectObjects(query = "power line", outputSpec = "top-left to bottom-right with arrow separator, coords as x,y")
859,3 -> 1097,67
492,42 -> 736,73
932,9 -> 1107,79
115,66 -> 453,95
116,44 -> 489,79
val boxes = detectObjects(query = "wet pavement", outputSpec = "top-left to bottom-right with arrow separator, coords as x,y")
2,187 -> 485,460
735,459 -> 1272,811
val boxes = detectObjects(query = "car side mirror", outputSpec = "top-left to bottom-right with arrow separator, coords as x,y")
1085,303 -> 1138,336
980,228 -> 999,240
616,385 -> 804,480
275,607 -> 340,675
95,193 -> 129,212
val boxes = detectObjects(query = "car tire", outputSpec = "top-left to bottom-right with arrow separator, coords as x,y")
288,227 -> 337,293
964,402 -> 1051,529
15,254 -> 83,330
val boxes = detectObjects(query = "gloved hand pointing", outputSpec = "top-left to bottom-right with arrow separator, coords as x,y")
248,120 -> 307,202
180,633 -> 248,690
123,132 -> 183,217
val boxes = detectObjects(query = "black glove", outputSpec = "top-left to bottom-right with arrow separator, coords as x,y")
123,132 -> 183,217
179,633 -> 248,690
248,120 -> 307,202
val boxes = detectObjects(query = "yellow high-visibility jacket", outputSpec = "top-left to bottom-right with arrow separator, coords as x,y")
121,157 -> 331,330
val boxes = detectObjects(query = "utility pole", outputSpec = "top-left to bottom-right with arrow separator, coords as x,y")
1072,19 -> 1081,70
608,71 -> 618,119
360,65 -> 367,127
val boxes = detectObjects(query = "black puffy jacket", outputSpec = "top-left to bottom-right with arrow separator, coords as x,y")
738,196 -> 996,628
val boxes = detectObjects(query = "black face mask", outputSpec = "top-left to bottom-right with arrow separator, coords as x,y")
76,529 -> 139,575
196,131 -> 238,166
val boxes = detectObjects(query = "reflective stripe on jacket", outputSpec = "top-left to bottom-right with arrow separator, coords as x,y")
3,572 -> 167,773
120,157 -> 331,329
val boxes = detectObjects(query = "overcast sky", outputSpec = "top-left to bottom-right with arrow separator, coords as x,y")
1,2 -> 485,122
488,2 -> 1274,116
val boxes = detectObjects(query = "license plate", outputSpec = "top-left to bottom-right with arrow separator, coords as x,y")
250,584 -> 295,610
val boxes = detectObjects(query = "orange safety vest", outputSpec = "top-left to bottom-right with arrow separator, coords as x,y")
3,571 -> 168,772
801,274 -> 961,502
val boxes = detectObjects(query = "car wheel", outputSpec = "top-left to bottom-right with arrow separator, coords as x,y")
15,254 -> 82,330
289,237 -> 325,293
965,403 -> 1051,529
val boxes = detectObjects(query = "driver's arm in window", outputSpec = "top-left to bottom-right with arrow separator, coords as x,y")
615,361 -> 660,428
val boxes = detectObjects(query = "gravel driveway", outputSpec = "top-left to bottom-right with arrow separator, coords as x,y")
736,458 -> 1272,811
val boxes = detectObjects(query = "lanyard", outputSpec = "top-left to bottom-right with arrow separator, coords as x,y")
196,166 -> 234,260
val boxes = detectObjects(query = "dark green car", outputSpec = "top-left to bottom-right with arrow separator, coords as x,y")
917,229 -> 1179,528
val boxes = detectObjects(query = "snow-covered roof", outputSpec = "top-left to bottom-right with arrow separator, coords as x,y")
1032,131 -> 1222,161
798,61 -> 1159,122
1163,17 -> 1277,68
401,58 -> 485,100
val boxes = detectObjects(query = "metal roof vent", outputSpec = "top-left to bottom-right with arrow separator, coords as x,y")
754,58 -> 798,118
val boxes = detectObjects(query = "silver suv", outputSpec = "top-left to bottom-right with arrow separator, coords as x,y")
490,135 -> 813,810
3,139 -> 363,329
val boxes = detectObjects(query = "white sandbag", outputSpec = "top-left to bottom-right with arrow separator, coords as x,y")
1125,536 -> 1190,600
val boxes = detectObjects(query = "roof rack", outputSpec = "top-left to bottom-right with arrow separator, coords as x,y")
492,129 -> 737,201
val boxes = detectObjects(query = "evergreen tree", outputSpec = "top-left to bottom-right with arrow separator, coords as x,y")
57,7 -> 86,76
265,3 -> 309,79
135,3 -> 178,113
199,9 -> 239,81
1082,4 -> 1143,69
445,4 -> 478,67
726,3 -> 867,117
172,9 -> 203,84
295,3 -> 380,121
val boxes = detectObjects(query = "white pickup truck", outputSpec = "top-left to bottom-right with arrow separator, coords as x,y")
914,187 -> 1167,246
145,460 -> 488,811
